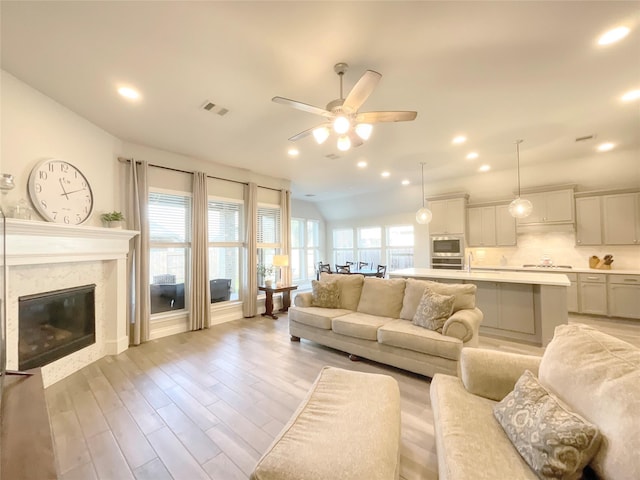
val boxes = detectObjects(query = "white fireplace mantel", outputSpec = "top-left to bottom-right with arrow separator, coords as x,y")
5,218 -> 139,387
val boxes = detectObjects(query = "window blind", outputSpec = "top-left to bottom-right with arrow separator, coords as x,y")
257,205 -> 281,245
208,199 -> 242,243
149,192 -> 191,243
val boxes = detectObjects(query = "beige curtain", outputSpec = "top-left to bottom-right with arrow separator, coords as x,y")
189,171 -> 211,330
127,159 -> 150,346
243,182 -> 258,317
280,189 -> 292,286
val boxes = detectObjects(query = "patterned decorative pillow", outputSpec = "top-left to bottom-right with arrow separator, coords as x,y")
311,280 -> 340,308
493,370 -> 602,480
412,287 -> 455,332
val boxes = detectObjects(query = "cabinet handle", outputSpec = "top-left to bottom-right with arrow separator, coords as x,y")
623,279 -> 638,282
586,276 -> 599,280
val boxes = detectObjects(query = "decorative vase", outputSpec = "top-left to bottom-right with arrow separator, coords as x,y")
108,221 -> 123,229
265,279 -> 273,288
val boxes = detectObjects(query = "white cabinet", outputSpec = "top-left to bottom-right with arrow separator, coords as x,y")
575,196 -> 602,245
428,197 -> 466,235
518,189 -> 574,225
579,273 -> 607,315
608,275 -> 640,319
475,282 -> 535,335
603,193 -> 640,245
467,205 -> 516,247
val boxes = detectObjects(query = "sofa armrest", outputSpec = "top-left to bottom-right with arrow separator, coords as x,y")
294,292 -> 313,307
442,307 -> 483,345
459,348 -> 542,401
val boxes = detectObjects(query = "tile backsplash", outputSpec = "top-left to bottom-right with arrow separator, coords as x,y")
468,231 -> 640,270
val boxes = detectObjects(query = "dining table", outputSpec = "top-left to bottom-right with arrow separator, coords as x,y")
348,269 -> 379,277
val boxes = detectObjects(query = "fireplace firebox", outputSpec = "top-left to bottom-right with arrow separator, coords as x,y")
19,284 -> 96,370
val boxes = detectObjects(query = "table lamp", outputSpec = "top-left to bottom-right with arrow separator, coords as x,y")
273,255 -> 289,287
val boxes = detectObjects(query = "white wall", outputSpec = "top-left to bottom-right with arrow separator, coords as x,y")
1,71 -> 122,227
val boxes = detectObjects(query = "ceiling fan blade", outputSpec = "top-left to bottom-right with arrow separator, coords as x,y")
356,111 -> 418,123
287,123 -> 330,142
343,70 -> 382,112
272,96 -> 332,117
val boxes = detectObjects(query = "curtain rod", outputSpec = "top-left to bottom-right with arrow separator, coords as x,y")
117,156 -> 282,192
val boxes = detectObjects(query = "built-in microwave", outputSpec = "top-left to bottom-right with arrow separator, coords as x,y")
431,235 -> 464,257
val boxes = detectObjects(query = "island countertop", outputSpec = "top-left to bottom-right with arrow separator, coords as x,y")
389,268 -> 570,287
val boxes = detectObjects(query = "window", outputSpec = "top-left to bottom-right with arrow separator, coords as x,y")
333,228 -> 354,266
357,227 -> 381,268
291,218 -> 320,284
149,190 -> 191,315
257,204 -> 281,282
208,198 -> 243,302
387,225 -> 414,270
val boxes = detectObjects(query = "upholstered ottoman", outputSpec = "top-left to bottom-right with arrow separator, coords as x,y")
250,366 -> 401,480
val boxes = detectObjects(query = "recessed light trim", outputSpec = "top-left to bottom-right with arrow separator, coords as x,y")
381,171 -> 390,178
401,179 -> 410,186
478,165 -> 491,172
452,135 -> 467,144
287,148 -> 299,157
466,152 -> 479,160
597,142 -> 615,152
598,26 -> 630,45
357,160 -> 367,168
117,86 -> 140,100
621,89 -> 640,102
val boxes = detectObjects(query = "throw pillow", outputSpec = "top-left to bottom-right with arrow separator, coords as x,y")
310,280 -> 340,308
493,370 -> 602,480
411,288 -> 455,333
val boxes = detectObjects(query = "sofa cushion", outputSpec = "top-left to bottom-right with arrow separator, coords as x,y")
494,370 -> 601,480
310,280 -> 340,308
289,306 -> 352,330
332,312 -> 394,341
357,277 -> 406,318
412,288 -> 455,333
538,324 -> 640,480
377,320 -> 462,361
319,273 -> 364,310
400,278 -> 476,320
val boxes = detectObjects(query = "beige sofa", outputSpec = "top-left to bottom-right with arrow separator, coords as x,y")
289,273 -> 483,378
430,324 -> 640,480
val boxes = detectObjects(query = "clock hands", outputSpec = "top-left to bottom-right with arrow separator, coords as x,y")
59,178 -> 70,200
60,187 -> 87,196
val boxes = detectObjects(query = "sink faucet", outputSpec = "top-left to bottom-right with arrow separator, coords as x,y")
466,252 -> 473,272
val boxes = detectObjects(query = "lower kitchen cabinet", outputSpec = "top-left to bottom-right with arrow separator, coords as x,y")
566,273 -> 578,313
607,275 -> 640,319
579,273 -> 608,316
475,281 -> 536,338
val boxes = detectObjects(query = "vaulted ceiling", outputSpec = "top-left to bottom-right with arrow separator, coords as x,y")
2,1 -> 639,205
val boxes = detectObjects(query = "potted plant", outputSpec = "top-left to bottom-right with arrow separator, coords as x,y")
257,263 -> 275,287
100,211 -> 125,228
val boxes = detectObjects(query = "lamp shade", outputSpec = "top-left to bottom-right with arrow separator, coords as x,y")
416,207 -> 433,224
508,197 -> 533,218
272,255 -> 289,267
337,135 -> 351,151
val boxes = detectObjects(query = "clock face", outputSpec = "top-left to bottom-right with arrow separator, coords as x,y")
27,159 -> 94,225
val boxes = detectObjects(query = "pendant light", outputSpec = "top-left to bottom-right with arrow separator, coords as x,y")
415,162 -> 432,224
508,139 -> 533,218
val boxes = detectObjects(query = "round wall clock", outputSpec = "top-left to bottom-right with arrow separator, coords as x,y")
27,158 -> 94,225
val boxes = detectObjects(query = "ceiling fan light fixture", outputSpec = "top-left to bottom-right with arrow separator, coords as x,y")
312,126 -> 330,144
337,135 -> 351,151
333,115 -> 350,134
355,123 -> 373,140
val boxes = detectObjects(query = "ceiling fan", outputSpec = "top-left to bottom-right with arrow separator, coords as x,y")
272,63 -> 417,151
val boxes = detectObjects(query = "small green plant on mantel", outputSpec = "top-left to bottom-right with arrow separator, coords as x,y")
100,211 -> 125,227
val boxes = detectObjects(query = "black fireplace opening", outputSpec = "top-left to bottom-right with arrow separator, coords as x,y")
19,284 -> 96,370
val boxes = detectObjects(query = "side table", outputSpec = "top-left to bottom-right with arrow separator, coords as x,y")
258,285 -> 298,319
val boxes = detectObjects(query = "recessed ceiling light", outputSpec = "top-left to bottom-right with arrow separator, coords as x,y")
478,165 -> 491,172
621,89 -> 640,102
597,142 -> 615,152
287,148 -> 299,157
401,179 -> 410,186
381,171 -> 390,178
357,160 -> 367,168
452,135 -> 467,144
117,86 -> 140,100
598,26 -> 630,46
466,152 -> 479,160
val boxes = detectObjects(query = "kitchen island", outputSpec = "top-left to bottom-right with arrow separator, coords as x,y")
390,268 -> 570,346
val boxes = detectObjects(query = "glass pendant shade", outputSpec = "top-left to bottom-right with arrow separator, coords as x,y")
416,207 -> 432,224
333,116 -> 350,134
508,197 -> 533,218
337,135 -> 351,151
312,126 -> 330,144
355,123 -> 373,140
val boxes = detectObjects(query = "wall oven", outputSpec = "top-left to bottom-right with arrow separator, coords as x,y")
431,257 -> 464,270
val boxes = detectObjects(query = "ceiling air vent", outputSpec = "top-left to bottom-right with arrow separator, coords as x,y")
575,134 -> 596,142
201,100 -> 229,116
325,153 -> 340,160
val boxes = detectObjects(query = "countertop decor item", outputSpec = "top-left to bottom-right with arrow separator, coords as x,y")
589,256 -> 600,269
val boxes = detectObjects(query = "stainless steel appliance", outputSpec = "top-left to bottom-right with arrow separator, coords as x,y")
431,235 -> 464,257
431,257 -> 464,270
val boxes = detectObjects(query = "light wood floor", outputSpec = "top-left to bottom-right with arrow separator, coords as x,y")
45,313 -> 639,480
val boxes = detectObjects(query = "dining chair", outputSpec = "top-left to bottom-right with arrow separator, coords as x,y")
317,262 -> 331,279
336,264 -> 351,274
376,265 -> 387,278
358,261 -> 369,270
346,261 -> 355,267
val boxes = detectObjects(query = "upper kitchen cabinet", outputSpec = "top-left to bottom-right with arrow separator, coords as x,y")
467,204 -> 516,247
517,188 -> 575,225
428,195 -> 468,235
603,192 -> 640,245
575,196 -> 602,245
